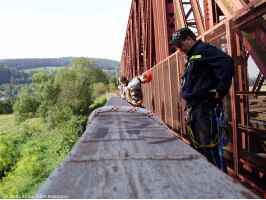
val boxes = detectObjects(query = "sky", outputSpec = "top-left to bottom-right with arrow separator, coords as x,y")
0,0 -> 132,61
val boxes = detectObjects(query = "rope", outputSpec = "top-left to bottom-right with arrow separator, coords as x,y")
86,106 -> 169,130
215,107 -> 224,171
186,106 -> 227,171
187,124 -> 222,149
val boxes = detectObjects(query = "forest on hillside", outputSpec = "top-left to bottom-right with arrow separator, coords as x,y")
0,57 -> 120,98
0,65 -> 31,84
0,57 -> 120,71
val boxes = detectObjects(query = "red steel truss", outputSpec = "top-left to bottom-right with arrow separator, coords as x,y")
121,0 -> 266,196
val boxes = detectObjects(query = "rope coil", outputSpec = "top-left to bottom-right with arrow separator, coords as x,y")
86,106 -> 169,130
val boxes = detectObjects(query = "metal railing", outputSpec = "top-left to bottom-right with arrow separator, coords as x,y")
142,7 -> 266,194
34,95 -> 259,198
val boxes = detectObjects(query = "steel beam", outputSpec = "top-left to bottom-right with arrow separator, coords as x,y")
191,0 -> 205,35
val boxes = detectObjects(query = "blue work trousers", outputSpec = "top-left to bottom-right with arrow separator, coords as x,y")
189,100 -> 227,172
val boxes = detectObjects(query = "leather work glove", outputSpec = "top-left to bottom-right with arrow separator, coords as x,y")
131,100 -> 137,106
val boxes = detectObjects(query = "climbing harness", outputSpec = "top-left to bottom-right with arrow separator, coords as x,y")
186,105 -> 229,171
185,107 -> 222,149
86,106 -> 169,130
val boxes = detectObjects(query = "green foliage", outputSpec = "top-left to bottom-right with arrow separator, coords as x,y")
13,57 -> 108,125
108,76 -> 118,91
31,72 -> 51,84
0,57 -> 120,71
55,115 -> 87,156
109,83 -> 117,91
54,68 -> 92,118
0,65 -> 31,84
92,82 -> 107,99
1,57 -> 110,198
69,57 -> 108,84
23,66 -> 63,74
13,87 -> 40,123
0,134 -> 60,198
0,57 -> 72,71
109,76 -> 117,85
0,117 -> 61,199
30,72 -> 60,122
1,84 -> 27,97
0,134 -> 22,177
0,126 -> 32,177
89,95 -> 107,113
0,97 -> 17,114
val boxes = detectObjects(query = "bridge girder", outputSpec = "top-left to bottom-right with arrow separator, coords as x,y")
121,0 -> 265,79
121,0 -> 266,196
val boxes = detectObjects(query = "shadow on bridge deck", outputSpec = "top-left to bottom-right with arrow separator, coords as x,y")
34,94 -> 258,199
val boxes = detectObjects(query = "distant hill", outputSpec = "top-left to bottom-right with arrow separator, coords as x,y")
0,65 -> 31,84
0,57 -> 120,71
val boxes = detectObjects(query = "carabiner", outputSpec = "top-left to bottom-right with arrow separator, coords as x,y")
214,105 -> 223,118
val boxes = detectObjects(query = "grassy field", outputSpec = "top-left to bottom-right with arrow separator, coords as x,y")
23,67 -> 119,77
23,66 -> 63,73
0,114 -> 20,135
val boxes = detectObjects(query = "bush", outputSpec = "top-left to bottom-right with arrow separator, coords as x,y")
13,88 -> 40,123
109,76 -> 117,86
55,115 -> 87,156
92,82 -> 107,98
0,128 -> 32,178
0,57 -> 111,198
89,95 -> 107,113
0,97 -> 17,114
0,134 -> 60,199
108,82 -> 117,91
54,67 -> 93,117
0,134 -> 21,177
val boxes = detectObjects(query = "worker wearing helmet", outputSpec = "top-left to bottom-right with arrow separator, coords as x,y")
169,27 -> 234,172
124,71 -> 152,107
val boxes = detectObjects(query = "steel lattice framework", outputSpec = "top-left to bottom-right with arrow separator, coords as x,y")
121,0 -> 266,196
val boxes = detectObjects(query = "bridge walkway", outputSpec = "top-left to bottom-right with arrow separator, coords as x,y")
34,94 -> 258,198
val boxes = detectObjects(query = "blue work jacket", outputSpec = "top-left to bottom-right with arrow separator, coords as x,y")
181,40 -> 234,107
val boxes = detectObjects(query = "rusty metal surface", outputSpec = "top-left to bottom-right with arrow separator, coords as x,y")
34,97 -> 259,199
123,0 -> 266,195
105,93 -> 131,106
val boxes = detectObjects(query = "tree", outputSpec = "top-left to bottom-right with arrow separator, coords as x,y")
13,87 -> 40,122
92,82 -> 107,98
12,57 -> 108,127
109,76 -> 117,86
69,57 -> 108,84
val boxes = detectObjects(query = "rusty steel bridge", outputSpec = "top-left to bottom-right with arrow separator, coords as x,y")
121,0 -> 265,196
35,0 -> 265,198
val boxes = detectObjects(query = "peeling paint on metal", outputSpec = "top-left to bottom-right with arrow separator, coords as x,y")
34,97 -> 259,199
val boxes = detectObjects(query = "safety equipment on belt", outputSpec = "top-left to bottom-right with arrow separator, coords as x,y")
143,71 -> 152,83
215,106 -> 229,172
186,124 -> 222,149
185,105 -> 229,172
185,105 -> 229,149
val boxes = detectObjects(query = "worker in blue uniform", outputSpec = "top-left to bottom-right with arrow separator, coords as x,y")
169,27 -> 234,172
